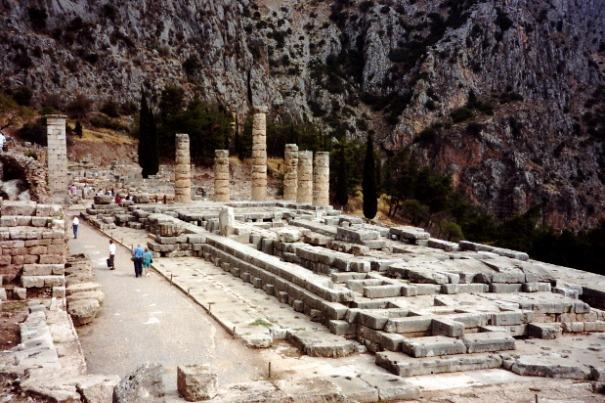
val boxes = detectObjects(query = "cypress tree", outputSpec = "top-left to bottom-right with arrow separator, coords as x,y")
362,133 -> 377,219
138,93 -> 159,178
334,143 -> 349,208
74,120 -> 83,138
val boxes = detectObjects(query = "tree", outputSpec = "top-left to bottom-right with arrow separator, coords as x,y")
334,143 -> 349,208
138,93 -> 159,178
74,120 -> 83,137
362,133 -> 377,219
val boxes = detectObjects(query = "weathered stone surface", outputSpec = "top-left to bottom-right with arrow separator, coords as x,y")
67,298 -> 100,326
177,364 -> 218,401
463,332 -> 515,353
76,374 -> 121,403
114,362 -> 166,403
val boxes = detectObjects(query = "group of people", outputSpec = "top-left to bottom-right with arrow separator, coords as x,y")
71,216 -> 153,278
106,240 -> 153,278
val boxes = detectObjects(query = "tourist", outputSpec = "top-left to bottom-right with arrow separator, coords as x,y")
72,216 -> 79,239
108,240 -> 116,270
132,244 -> 144,277
0,131 -> 6,152
142,248 -> 153,277
115,193 -> 122,205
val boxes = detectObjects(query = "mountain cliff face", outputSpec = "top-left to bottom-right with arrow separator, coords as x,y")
1,0 -> 604,230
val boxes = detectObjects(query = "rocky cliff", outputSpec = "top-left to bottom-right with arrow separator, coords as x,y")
1,0 -> 604,230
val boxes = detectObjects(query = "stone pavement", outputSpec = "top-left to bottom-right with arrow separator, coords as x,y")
67,220 -> 268,392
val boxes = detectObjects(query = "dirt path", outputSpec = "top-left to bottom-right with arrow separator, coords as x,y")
68,220 -> 267,391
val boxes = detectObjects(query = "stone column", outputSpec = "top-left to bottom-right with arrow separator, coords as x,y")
46,115 -> 68,203
174,133 -> 191,203
313,151 -> 330,207
251,106 -> 267,201
214,149 -> 230,202
296,151 -> 313,204
283,144 -> 298,201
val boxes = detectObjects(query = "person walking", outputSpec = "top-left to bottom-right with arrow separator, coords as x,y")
108,240 -> 116,270
72,216 -> 79,239
132,244 -> 144,278
142,248 -> 153,277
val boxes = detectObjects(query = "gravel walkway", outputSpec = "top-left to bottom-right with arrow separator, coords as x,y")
68,220 -> 266,391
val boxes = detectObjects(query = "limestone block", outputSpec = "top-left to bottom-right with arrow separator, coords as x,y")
14,286 -> 27,299
528,323 -> 562,339
22,276 -> 45,288
114,363 -> 166,402
463,332 -> 515,353
68,298 -> 100,326
401,336 -> 467,358
219,207 -> 234,236
1,201 -> 37,216
431,318 -> 465,337
76,375 -> 121,403
177,364 -> 218,401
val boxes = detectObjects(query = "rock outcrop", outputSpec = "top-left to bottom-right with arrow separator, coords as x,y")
0,0 -> 604,229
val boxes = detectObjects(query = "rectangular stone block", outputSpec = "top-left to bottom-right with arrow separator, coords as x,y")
401,336 -> 466,358
528,323 -> 562,339
462,332 -> 515,353
491,311 -> 524,326
431,318 -> 465,337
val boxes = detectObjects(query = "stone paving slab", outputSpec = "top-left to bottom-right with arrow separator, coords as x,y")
153,257 -> 359,356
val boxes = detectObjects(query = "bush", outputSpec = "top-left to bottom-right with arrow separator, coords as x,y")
89,114 -> 129,132
18,118 -> 47,145
12,86 -> 33,106
450,107 -> 474,123
100,100 -> 120,117
401,199 -> 430,225
27,7 -> 48,31
66,94 -> 93,119
439,220 -> 464,241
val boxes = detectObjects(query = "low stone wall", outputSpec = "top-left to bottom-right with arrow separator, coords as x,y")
0,201 -> 67,303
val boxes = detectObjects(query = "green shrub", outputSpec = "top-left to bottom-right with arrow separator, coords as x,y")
100,100 -> 120,117
450,107 -> 474,123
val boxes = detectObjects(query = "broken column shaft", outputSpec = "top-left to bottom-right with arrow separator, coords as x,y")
46,115 -> 68,203
251,107 -> 267,201
283,144 -> 298,201
297,151 -> 313,204
313,151 -> 330,207
175,133 -> 191,203
214,149 -> 230,202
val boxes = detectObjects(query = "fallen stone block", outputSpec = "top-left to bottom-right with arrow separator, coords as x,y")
463,331 -> 515,353
177,364 -> 218,401
431,318 -> 465,337
114,362 -> 166,402
67,298 -> 100,326
76,374 -> 121,403
286,330 -> 356,358
510,354 -> 592,380
528,323 -> 562,339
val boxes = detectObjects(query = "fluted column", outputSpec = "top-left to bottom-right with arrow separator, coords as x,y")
297,151 -> 313,204
283,144 -> 298,201
214,149 -> 230,202
174,133 -> 191,203
313,151 -> 330,207
251,106 -> 267,201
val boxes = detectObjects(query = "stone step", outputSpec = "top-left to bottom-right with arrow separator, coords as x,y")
462,331 -> 516,353
376,350 -> 503,377
401,335 -> 466,358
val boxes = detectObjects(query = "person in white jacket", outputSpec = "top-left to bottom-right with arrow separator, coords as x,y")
108,240 -> 116,270
72,216 -> 79,239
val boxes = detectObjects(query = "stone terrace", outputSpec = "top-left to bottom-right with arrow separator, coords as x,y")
82,198 -> 605,386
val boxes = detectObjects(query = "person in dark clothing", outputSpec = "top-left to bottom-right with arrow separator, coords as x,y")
132,244 -> 144,277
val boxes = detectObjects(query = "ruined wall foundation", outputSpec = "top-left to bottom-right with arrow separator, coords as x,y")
175,133 -> 191,203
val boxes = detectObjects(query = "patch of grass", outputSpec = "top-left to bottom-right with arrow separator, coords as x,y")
249,318 -> 273,327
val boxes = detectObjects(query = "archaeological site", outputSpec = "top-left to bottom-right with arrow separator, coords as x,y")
0,109 -> 602,403
1,1 -> 605,402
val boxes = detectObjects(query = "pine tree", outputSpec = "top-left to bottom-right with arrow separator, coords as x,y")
74,120 -> 83,138
362,133 -> 377,219
138,93 -> 159,178
334,143 -> 349,208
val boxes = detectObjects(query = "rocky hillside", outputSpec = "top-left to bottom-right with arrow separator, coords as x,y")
1,0 -> 604,230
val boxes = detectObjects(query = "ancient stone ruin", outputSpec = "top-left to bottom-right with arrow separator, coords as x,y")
175,133 -> 192,203
46,114 -> 69,203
